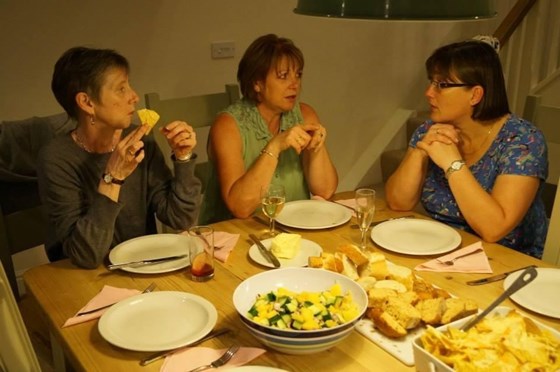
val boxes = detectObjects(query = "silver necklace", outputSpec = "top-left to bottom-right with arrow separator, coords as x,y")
72,130 -> 115,153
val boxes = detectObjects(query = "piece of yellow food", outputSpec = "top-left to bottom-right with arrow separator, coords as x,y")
270,233 -> 301,259
420,310 -> 560,371
247,283 -> 360,330
137,108 -> 160,133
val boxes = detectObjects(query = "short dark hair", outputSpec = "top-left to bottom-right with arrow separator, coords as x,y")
425,40 -> 510,121
51,47 -> 130,119
237,34 -> 304,103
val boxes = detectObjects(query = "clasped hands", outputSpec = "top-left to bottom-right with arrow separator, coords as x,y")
105,121 -> 196,181
416,124 -> 463,171
270,122 -> 327,155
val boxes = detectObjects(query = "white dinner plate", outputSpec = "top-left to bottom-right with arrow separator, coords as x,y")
370,219 -> 461,255
504,267 -> 560,319
275,200 -> 352,229
229,367 -> 289,372
98,291 -> 217,351
109,234 -> 190,274
249,238 -> 323,268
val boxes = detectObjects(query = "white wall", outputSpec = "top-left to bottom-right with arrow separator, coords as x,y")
0,0 -> 514,189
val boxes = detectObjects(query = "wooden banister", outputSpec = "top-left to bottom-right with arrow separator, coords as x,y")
494,0 -> 537,46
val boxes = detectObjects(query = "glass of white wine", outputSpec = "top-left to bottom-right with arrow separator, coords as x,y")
261,184 -> 286,239
355,188 -> 376,250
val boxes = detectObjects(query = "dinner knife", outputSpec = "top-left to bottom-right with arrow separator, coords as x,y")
350,215 -> 415,229
249,233 -> 281,268
139,328 -> 231,366
107,254 -> 188,270
466,264 -> 537,285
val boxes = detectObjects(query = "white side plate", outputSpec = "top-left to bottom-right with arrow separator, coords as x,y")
249,238 -> 323,268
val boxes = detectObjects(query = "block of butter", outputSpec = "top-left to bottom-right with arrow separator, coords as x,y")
270,233 -> 301,259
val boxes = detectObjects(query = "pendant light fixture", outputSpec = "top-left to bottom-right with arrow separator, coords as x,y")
294,0 -> 496,21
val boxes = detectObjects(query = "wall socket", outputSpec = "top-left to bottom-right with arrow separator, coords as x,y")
211,41 -> 235,59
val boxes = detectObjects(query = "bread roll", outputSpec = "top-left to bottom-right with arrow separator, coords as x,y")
338,244 -> 369,266
367,307 -> 407,339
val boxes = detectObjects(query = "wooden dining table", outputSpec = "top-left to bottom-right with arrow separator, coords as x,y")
23,192 -> 560,372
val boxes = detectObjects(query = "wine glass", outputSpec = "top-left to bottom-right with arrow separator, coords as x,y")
260,184 -> 286,239
355,188 -> 376,250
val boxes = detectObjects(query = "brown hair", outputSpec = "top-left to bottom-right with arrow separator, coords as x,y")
237,34 -> 304,103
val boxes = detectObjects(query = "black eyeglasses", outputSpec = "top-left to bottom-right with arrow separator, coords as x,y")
429,80 -> 474,90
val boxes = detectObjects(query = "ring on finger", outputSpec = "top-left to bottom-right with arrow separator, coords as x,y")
128,147 -> 136,156
436,129 -> 440,135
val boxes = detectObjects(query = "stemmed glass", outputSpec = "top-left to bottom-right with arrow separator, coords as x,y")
260,184 -> 286,239
355,188 -> 376,250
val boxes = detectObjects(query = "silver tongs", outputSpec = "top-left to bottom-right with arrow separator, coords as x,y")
461,266 -> 538,331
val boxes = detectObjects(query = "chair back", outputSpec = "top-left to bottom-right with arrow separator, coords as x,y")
0,182 -> 47,299
0,261 -> 41,371
524,95 -> 560,264
523,95 -> 560,217
0,114 -> 71,299
145,84 -> 240,192
543,175 -> 560,265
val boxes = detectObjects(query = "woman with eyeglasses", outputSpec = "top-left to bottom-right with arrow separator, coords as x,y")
385,40 -> 548,258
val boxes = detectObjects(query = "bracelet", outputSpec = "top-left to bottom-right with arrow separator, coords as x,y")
173,152 -> 196,163
260,149 -> 278,160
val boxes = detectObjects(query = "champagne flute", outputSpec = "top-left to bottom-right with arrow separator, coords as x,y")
355,188 -> 376,250
261,184 -> 286,239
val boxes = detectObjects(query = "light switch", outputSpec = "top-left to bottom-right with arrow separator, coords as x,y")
211,41 -> 235,59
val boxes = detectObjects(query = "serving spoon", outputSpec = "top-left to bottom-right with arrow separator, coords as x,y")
460,266 -> 538,331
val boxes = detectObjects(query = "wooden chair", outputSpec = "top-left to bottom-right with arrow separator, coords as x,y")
0,260 -> 41,371
524,95 -> 560,264
145,84 -> 240,193
543,175 -> 560,265
0,113 -> 74,299
0,182 -> 47,300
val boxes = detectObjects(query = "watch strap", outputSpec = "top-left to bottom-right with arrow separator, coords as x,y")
102,173 -> 125,185
445,160 -> 466,179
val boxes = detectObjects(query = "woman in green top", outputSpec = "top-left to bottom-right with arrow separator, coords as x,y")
200,34 -> 338,224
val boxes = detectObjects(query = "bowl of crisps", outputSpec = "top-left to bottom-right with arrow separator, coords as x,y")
412,306 -> 560,372
232,267 -> 368,354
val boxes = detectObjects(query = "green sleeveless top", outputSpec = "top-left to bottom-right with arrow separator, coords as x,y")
199,99 -> 310,224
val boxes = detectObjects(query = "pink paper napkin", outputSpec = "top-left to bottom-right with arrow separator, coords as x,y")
415,241 -> 493,273
62,285 -> 140,327
180,231 -> 240,263
161,346 -> 266,372
333,199 -> 356,216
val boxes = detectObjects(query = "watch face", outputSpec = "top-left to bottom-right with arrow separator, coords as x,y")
103,173 -> 112,183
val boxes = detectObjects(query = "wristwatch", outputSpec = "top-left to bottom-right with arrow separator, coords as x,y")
102,173 -> 125,185
445,160 -> 466,179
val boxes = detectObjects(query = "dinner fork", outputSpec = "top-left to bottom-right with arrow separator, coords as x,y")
186,345 -> 240,372
436,248 -> 483,266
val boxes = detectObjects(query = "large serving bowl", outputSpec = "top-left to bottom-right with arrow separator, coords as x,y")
232,267 -> 368,354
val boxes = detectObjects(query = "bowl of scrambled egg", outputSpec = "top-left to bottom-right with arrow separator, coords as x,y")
232,267 -> 367,354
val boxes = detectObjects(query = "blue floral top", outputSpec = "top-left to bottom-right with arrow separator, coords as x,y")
409,114 -> 548,258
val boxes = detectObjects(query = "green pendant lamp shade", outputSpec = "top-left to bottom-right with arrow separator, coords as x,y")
294,0 -> 496,20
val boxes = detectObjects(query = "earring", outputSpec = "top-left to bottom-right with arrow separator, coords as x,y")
90,115 -> 95,125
